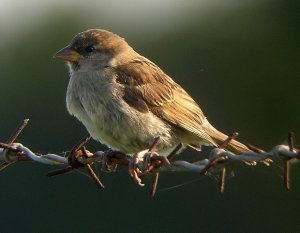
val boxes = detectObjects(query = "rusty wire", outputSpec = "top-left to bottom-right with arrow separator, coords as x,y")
0,119 -> 299,197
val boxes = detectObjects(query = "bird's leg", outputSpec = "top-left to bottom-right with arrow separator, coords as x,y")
144,152 -> 170,173
101,149 -> 122,172
129,151 -> 171,186
129,149 -> 149,186
129,137 -> 161,186
129,136 -> 173,187
142,136 -> 168,173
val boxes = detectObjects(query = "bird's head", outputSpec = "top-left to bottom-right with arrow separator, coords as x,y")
54,29 -> 132,72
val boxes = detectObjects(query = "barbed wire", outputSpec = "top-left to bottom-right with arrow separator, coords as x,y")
0,119 -> 299,197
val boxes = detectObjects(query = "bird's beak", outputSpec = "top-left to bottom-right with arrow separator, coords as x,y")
54,45 -> 83,62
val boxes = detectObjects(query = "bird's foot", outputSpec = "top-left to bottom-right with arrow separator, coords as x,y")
143,152 -> 171,173
101,149 -> 125,172
129,149 -> 171,186
129,149 -> 148,186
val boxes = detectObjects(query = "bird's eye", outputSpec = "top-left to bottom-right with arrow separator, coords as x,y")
85,45 -> 95,53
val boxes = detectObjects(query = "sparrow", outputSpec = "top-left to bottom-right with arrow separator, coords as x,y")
54,29 -> 250,158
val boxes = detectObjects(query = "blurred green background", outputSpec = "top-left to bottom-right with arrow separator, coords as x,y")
0,0 -> 300,232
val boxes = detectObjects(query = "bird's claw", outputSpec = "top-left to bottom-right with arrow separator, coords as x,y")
128,149 -> 171,186
129,150 -> 147,186
101,149 -> 119,172
143,152 -> 171,173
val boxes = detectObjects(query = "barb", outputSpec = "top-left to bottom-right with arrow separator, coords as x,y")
284,132 -> 295,190
214,132 -> 238,192
81,146 -> 105,189
150,143 -> 183,197
148,136 -> 161,153
167,144 -> 183,161
218,132 -> 238,149
219,168 -> 226,193
7,119 -> 30,144
0,119 -> 30,170
150,173 -> 160,197
245,143 -> 265,153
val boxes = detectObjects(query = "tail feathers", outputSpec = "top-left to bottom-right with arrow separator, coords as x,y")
206,127 -> 250,154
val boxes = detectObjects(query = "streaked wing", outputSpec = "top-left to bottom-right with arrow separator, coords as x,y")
115,57 -> 215,145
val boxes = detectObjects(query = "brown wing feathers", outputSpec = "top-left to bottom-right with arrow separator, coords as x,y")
115,58 -> 216,145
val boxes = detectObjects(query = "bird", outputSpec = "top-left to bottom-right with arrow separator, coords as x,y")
54,29 -> 250,161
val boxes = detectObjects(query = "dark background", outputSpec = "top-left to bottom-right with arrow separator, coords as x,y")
0,0 -> 300,232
